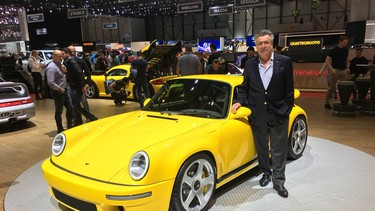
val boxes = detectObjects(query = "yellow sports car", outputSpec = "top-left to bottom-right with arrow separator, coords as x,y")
86,64 -> 155,100
42,74 -> 308,211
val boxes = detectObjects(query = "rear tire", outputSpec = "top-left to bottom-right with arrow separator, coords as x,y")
288,115 -> 308,160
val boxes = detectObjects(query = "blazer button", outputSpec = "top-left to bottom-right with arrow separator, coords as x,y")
265,92 -> 268,95
264,102 -> 267,105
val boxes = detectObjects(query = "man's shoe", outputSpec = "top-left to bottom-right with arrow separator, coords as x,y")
259,173 -> 271,187
273,184 -> 288,198
90,116 -> 98,121
324,103 -> 332,109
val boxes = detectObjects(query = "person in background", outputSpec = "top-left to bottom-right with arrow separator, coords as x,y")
95,51 -> 109,71
349,48 -> 369,99
196,52 -> 207,72
84,53 -> 93,73
324,36 -> 349,109
241,46 -> 256,69
319,62 -> 337,99
109,77 -> 130,106
62,47 -> 98,126
14,53 -> 23,70
131,51 -> 150,108
90,52 -> 97,65
232,29 -> 294,198
28,50 -> 46,100
176,45 -> 202,76
68,46 -> 92,122
109,52 -> 120,68
46,49 -> 74,133
207,43 -> 221,65
205,59 -> 226,74
274,46 -> 285,55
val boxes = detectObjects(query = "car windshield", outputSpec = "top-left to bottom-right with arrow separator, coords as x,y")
144,79 -> 231,119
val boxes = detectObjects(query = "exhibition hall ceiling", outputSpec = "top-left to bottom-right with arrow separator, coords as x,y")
1,0 -> 282,17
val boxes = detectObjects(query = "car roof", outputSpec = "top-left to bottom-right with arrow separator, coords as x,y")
176,74 -> 244,86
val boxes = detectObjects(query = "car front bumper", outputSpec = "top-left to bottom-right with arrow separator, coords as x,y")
42,158 -> 174,211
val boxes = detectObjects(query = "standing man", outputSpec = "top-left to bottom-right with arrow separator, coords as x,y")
240,46 -> 256,69
176,45 -> 202,76
46,50 -> 74,133
207,43 -> 221,65
131,51 -> 150,108
68,46 -> 92,121
349,48 -> 369,99
231,29 -> 294,198
95,51 -> 109,71
28,50 -> 45,100
324,36 -> 350,109
62,47 -> 98,125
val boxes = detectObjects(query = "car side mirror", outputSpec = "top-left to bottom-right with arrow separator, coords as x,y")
230,106 -> 251,119
294,89 -> 300,99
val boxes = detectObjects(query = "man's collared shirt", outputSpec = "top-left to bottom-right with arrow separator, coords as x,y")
258,53 -> 274,90
47,61 -> 66,91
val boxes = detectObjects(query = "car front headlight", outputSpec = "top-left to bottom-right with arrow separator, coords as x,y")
129,151 -> 149,181
52,133 -> 66,156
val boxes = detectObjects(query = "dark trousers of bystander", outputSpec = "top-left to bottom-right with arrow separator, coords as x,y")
51,90 -> 74,133
135,79 -> 150,107
31,72 -> 42,99
69,88 -> 98,125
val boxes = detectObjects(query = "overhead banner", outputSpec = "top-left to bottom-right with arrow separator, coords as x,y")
27,13 -> 44,23
177,2 -> 203,14
234,0 -> 266,8
209,5 -> 233,16
118,0 -> 138,3
103,22 -> 118,30
67,8 -> 88,19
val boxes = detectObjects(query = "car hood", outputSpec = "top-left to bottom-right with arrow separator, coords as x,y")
53,110 -> 217,183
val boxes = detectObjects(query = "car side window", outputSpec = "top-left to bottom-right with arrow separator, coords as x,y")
108,69 -> 127,76
233,86 -> 240,103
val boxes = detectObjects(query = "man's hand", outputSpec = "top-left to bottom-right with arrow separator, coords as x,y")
231,103 -> 241,114
82,84 -> 90,94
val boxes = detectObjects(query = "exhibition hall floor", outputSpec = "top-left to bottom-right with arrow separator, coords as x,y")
1,95 -> 375,211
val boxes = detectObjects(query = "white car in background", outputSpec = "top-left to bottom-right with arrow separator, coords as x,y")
0,77 -> 35,124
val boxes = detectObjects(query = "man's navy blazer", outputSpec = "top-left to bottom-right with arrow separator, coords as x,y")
237,53 -> 294,126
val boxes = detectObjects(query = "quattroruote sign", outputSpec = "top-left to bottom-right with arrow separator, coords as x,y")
209,5 -> 233,16
234,0 -> 266,8
177,2 -> 203,14
67,8 -> 88,19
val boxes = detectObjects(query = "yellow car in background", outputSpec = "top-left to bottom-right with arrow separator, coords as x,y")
42,74 -> 308,211
86,64 -> 155,100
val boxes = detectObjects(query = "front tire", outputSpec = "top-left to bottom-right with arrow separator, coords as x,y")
170,153 -> 216,211
288,115 -> 308,160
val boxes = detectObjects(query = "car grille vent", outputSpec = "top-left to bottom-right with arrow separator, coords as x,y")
52,188 -> 97,211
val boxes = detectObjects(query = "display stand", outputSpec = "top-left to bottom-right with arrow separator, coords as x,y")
356,64 -> 375,116
332,81 -> 356,117
354,78 -> 370,108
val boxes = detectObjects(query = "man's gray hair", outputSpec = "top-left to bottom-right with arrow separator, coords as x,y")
255,29 -> 274,43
